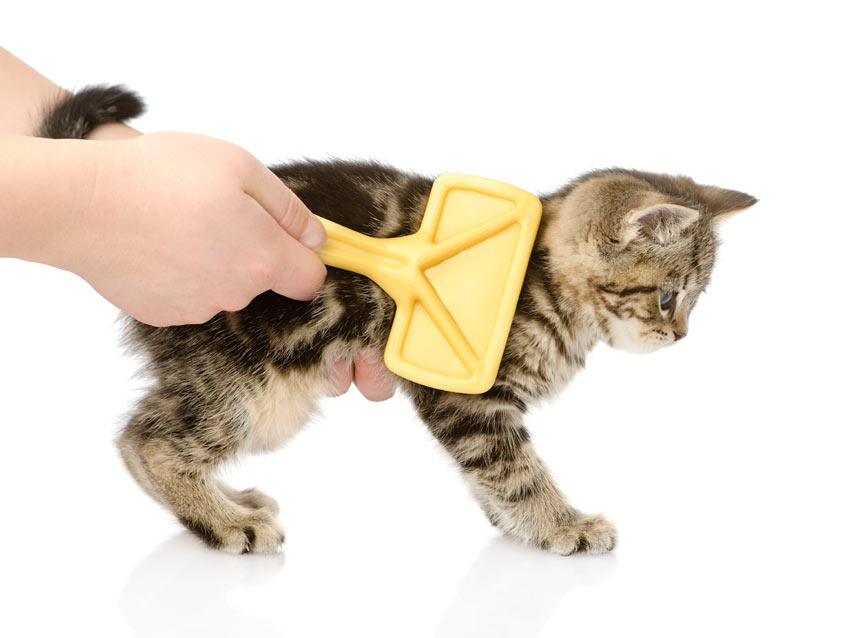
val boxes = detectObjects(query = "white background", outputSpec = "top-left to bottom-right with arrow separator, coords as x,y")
2,1 -> 848,636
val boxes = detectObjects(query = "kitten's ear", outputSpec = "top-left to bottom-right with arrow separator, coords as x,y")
699,185 -> 758,222
622,204 -> 699,245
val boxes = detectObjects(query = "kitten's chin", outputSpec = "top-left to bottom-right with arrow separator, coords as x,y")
605,321 -> 669,354
607,337 -> 666,354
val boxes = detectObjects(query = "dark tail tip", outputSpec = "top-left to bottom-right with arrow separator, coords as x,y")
37,84 -> 146,139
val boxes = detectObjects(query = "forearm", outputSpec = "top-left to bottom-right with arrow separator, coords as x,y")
0,133 -> 100,267
0,48 -> 68,136
85,122 -> 141,140
1,47 -> 140,140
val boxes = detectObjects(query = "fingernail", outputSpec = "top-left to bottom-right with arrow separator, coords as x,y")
299,216 -> 326,251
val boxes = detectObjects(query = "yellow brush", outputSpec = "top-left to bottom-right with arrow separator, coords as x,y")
317,174 -> 542,394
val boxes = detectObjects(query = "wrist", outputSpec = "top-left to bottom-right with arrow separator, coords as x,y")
0,134 -> 104,270
85,122 -> 142,140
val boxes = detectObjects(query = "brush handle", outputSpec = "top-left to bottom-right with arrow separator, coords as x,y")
315,217 -> 415,302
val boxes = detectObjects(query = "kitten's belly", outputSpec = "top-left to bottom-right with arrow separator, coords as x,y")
241,364 -> 328,453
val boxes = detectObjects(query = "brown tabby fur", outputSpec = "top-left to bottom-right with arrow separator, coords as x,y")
41,87 -> 756,554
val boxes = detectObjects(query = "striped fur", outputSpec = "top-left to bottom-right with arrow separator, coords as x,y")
41,87 -> 756,555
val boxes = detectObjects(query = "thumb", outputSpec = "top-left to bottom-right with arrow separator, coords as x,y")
244,160 -> 326,250
268,227 -> 327,301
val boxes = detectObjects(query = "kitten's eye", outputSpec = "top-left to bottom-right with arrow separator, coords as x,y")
659,290 -> 675,311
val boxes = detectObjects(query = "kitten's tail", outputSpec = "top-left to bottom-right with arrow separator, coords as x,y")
37,85 -> 145,139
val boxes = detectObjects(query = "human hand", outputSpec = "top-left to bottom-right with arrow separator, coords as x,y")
84,132 -> 395,399
329,348 -> 396,401
61,131 -> 327,327
1,47 -> 395,402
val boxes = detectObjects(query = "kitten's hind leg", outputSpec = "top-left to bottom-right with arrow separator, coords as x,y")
118,409 -> 285,554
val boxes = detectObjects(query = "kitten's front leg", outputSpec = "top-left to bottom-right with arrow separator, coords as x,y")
413,389 -> 616,555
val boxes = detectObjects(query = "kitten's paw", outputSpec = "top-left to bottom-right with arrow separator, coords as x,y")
186,509 -> 286,554
222,510 -> 286,554
541,513 -> 617,556
227,487 -> 280,516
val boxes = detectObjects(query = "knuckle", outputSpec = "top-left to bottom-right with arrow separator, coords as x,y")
220,298 -> 249,313
216,296 -> 238,313
248,257 -> 277,287
225,145 -> 256,176
277,192 -> 307,234
197,306 -> 220,323
172,308 -> 201,326
216,285 -> 256,312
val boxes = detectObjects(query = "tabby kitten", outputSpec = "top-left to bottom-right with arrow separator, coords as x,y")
40,86 -> 756,555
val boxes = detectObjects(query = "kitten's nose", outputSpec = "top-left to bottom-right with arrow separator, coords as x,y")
673,330 -> 687,341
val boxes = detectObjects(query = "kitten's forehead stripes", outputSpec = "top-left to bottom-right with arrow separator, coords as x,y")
597,284 -> 658,297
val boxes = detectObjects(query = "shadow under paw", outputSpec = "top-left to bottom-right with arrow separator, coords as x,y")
541,513 -> 617,556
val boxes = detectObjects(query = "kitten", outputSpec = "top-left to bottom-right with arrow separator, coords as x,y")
40,86 -> 756,555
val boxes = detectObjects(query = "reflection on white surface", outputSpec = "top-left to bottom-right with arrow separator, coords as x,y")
120,533 -> 287,637
436,537 -> 617,638
121,531 -> 616,638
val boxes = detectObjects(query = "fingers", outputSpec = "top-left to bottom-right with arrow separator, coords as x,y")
244,159 -> 326,250
242,160 -> 327,301
327,350 -> 396,401
353,348 -> 396,401
239,194 -> 326,301
267,227 -> 327,300
328,359 -> 354,397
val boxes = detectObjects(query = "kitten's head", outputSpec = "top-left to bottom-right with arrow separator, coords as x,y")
541,169 -> 756,353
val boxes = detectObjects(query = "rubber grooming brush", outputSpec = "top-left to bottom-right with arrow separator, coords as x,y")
317,174 -> 541,394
